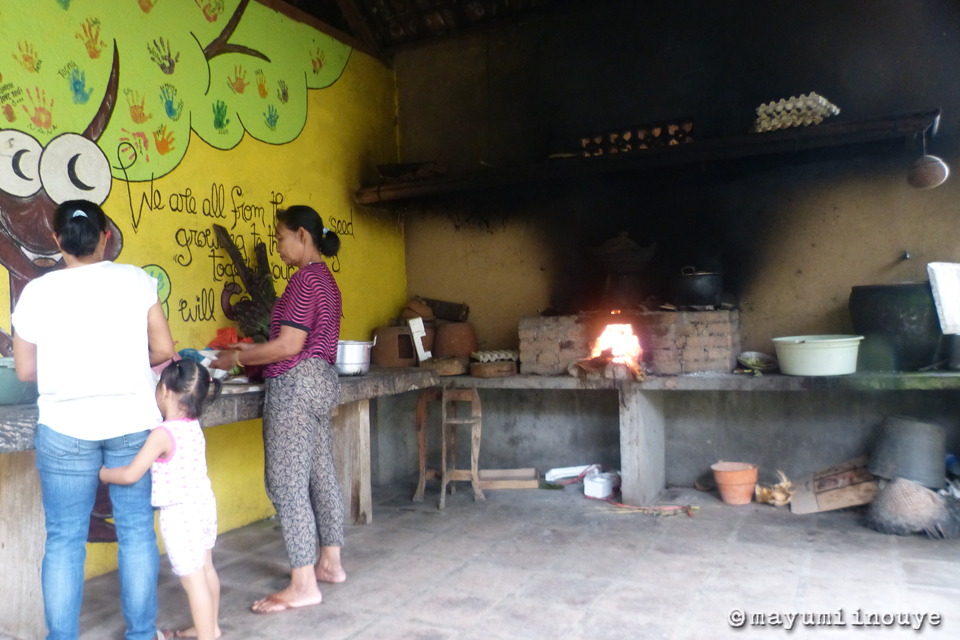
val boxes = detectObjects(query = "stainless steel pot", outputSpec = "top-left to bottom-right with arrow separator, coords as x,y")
336,337 -> 376,375
667,266 -> 722,307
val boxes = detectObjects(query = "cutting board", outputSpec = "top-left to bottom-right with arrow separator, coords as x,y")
469,361 -> 518,378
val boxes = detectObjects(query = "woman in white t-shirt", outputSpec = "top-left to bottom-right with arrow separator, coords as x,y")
12,200 -> 175,640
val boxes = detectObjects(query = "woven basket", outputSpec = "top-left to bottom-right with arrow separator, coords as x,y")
864,478 -> 960,539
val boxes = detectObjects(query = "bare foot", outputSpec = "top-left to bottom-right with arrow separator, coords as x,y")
314,559 -> 346,583
174,626 -> 222,638
251,586 -> 322,614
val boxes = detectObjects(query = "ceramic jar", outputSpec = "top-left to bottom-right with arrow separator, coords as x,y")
433,322 -> 478,359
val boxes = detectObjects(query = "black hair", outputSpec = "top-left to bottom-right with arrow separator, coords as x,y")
276,205 -> 340,257
53,200 -> 108,258
158,360 -> 223,420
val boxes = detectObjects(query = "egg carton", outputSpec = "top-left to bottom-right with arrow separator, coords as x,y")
471,350 -> 519,362
751,93 -> 840,133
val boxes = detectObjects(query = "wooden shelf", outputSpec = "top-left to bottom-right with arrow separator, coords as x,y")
356,109 -> 941,205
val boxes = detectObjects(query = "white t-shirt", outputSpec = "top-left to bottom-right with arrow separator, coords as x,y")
12,261 -> 163,440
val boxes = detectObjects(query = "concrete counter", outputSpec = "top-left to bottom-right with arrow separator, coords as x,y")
446,371 -> 960,392
436,371 -> 960,508
0,367 -> 440,454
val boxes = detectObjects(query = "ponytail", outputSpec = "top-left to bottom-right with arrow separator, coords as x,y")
276,205 -> 340,257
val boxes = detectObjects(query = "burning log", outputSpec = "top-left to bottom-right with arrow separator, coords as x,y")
568,354 -> 645,381
567,322 -> 645,380
568,341 -> 646,381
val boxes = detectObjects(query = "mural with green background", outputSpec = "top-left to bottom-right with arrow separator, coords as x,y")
1,0 -> 350,181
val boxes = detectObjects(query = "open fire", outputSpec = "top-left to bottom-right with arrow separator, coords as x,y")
568,315 -> 645,380
591,323 -> 642,366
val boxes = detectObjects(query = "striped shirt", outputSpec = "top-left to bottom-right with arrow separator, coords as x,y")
265,262 -> 342,378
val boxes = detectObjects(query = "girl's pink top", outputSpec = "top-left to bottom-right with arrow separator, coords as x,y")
150,418 -> 214,507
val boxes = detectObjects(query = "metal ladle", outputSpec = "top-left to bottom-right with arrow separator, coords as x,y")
907,128 -> 949,190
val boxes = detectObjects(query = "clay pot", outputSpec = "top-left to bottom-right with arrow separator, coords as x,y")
711,462 -> 758,505
433,322 -> 478,359
372,325 -> 436,367
372,326 -> 416,367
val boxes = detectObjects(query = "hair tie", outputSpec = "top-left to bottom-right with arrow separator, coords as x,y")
322,227 -> 329,236
72,210 -> 88,219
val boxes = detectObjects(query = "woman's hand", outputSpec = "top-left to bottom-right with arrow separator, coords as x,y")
210,350 -> 240,371
226,342 -> 256,352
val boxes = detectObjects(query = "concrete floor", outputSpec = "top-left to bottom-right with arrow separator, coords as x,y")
72,481 -> 960,640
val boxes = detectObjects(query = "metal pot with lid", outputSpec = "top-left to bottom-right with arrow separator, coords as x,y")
666,266 -> 722,307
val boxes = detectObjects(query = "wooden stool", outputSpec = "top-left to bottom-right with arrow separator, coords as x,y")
413,386 -> 486,509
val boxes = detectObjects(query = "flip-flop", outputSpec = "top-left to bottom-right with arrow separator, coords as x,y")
251,593 -> 320,615
156,630 -> 176,640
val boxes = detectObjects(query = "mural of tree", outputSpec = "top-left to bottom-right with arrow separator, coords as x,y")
0,0 -> 351,182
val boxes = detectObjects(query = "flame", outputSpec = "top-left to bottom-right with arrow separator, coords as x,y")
591,323 -> 642,366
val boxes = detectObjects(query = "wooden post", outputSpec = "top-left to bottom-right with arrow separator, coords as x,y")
0,450 -> 46,640
330,399 -> 372,525
618,388 -> 665,506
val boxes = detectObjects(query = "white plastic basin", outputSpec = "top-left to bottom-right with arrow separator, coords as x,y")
771,335 -> 864,376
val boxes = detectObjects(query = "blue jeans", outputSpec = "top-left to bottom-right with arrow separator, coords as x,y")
35,424 -> 159,640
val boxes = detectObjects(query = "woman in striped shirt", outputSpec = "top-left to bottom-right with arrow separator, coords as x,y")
212,205 -> 345,614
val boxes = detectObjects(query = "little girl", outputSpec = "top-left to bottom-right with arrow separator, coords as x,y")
101,360 -> 223,640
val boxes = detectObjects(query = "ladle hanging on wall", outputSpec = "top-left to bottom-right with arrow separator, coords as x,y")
907,126 -> 949,190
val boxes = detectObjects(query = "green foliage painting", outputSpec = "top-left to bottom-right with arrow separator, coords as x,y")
0,0 -> 351,182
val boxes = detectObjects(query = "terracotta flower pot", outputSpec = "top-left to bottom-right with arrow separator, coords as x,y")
711,462 -> 758,505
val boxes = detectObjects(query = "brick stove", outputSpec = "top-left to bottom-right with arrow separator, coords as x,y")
519,310 -> 741,375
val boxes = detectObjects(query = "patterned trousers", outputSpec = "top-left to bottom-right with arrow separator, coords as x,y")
263,357 -> 344,568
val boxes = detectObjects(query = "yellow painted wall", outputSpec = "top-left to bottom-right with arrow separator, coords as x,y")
0,0 -> 402,578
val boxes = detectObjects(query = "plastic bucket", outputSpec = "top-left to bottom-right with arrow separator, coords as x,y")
0,357 -> 38,405
711,462 -> 758,505
771,335 -> 864,376
868,416 -> 946,489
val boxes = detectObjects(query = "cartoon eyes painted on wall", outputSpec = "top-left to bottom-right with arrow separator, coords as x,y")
0,130 -> 111,205
0,131 -> 43,197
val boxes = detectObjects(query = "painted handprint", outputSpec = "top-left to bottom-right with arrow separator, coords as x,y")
147,37 -> 179,75
264,105 -> 279,131
22,87 -> 53,130
256,70 -> 268,98
196,0 -> 225,22
153,124 -> 176,155
212,100 -> 230,130
68,68 -> 94,104
76,19 -> 106,59
139,0 -> 156,12
126,91 -> 153,124
13,41 -> 41,73
120,128 -> 151,163
311,49 -> 325,75
277,79 -> 289,104
159,84 -> 184,121
227,66 -> 249,94
2,104 -> 16,123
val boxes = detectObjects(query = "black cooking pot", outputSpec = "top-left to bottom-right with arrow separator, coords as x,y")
667,267 -> 722,307
848,282 -> 942,371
